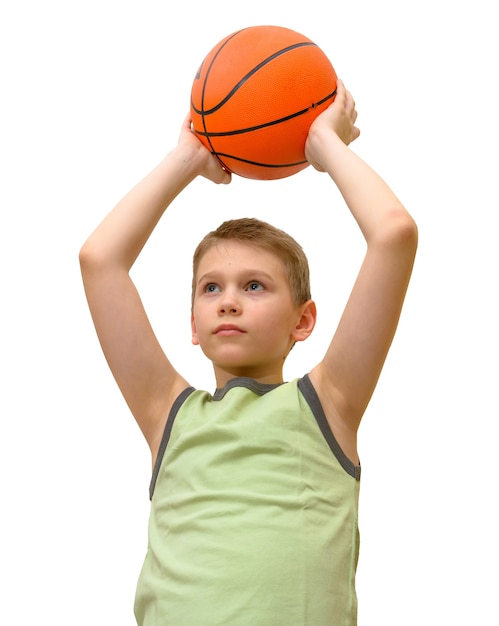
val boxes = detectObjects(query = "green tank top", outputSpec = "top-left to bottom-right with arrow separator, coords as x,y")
134,375 -> 361,625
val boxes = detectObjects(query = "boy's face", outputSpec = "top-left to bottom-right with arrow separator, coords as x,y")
191,240 -> 314,383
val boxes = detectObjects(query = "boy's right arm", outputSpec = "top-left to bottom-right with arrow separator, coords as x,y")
79,117 -> 230,462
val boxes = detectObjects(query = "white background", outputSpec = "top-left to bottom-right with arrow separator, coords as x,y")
1,1 -> 497,624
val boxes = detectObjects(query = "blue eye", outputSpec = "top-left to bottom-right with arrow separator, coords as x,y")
247,281 -> 264,291
205,283 -> 220,293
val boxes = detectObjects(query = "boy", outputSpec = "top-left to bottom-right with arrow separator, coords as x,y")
80,80 -> 417,625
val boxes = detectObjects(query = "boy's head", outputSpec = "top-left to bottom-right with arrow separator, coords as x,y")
191,217 -> 311,307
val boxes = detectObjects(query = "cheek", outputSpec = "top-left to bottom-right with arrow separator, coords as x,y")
191,303 -> 212,340
258,305 -> 295,332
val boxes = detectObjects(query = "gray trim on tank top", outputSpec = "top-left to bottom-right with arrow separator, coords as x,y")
149,386 -> 195,499
213,376 -> 283,400
299,374 -> 361,480
149,374 -> 360,499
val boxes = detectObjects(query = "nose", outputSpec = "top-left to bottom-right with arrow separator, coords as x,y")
218,292 -> 241,316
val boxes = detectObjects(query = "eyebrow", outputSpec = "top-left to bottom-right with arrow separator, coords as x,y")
196,269 -> 276,286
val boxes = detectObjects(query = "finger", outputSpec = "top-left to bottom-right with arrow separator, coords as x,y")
216,166 -> 232,185
182,111 -> 193,130
335,78 -> 346,103
343,88 -> 356,114
209,155 -> 232,185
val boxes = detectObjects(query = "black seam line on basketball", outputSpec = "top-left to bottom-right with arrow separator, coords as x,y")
194,89 -> 337,137
198,30 -> 245,153
214,153 -> 307,168
193,41 -> 319,117
195,28 -> 246,80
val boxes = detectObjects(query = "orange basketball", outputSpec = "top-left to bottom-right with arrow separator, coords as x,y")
190,25 -> 337,181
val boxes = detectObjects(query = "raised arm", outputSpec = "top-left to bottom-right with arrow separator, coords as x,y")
306,81 -> 418,452
79,116 -> 230,461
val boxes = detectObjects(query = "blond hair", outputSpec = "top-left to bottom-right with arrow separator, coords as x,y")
192,217 -> 311,307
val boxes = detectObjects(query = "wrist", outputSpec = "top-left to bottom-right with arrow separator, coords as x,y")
164,141 -> 207,180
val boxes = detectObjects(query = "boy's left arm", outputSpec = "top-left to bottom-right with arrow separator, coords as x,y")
306,83 -> 418,455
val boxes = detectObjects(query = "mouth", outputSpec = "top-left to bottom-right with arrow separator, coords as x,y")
214,324 -> 246,336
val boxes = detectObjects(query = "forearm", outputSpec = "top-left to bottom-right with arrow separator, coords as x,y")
80,142 -> 203,272
322,135 -> 413,244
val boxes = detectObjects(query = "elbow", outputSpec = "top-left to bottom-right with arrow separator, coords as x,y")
79,238 -> 108,276
379,208 -> 418,257
79,239 -> 96,272
400,211 -> 418,257
79,237 -> 130,283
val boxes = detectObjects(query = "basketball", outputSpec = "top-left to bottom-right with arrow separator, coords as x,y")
190,25 -> 337,181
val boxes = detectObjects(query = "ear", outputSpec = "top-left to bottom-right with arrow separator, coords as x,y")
191,312 -> 200,346
291,299 -> 317,343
